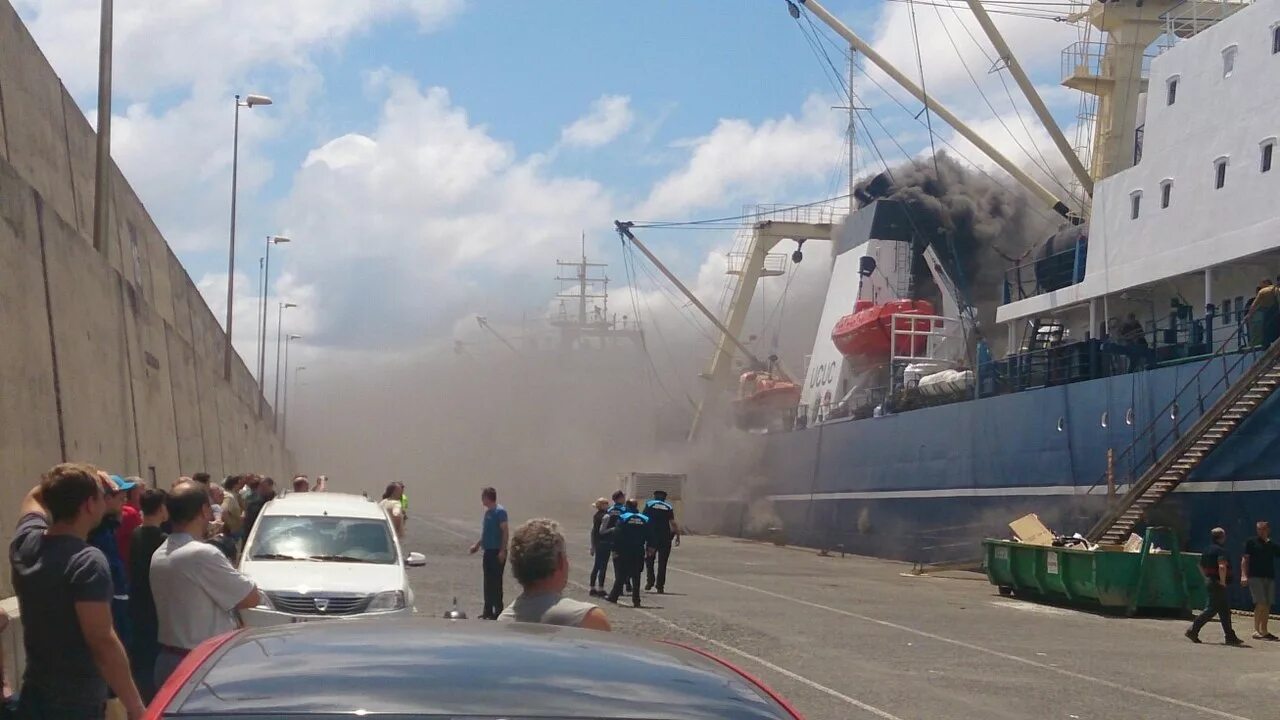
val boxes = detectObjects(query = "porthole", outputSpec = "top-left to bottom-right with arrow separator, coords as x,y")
1125,408 -> 1135,426
1101,411 -> 1109,428
1057,417 -> 1066,432
1170,402 -> 1180,420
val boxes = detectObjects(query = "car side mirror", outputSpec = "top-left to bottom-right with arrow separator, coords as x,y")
405,551 -> 427,567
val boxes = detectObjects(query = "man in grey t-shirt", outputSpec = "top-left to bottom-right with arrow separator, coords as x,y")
498,519 -> 610,631
10,464 -> 145,719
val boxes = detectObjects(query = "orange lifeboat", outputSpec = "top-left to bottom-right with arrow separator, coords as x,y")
831,299 -> 935,366
732,370 -> 801,430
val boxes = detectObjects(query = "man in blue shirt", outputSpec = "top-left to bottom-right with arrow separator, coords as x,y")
469,487 -> 509,620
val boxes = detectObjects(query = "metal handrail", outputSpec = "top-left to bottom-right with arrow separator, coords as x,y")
1081,325 -> 1249,499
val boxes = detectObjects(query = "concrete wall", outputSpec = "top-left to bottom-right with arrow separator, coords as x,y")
0,0 -> 293,594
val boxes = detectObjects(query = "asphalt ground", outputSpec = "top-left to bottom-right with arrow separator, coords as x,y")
403,514 -> 1280,720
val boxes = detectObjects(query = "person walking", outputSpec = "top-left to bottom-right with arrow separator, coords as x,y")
1242,520 -> 1279,640
469,487 -> 509,620
10,465 -> 145,719
598,491 -> 628,593
499,518 -> 611,630
150,482 -> 260,688
588,498 -> 611,597
379,482 -> 406,541
1187,527 -> 1245,645
607,499 -> 652,608
644,489 -> 680,594
127,488 -> 168,703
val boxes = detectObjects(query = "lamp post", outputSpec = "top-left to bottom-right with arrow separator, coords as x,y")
273,301 -> 297,421
91,0 -> 114,254
258,235 -> 291,409
222,92 -> 273,381
284,364 -> 306,447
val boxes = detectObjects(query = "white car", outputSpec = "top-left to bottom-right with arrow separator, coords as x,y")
239,492 -> 426,626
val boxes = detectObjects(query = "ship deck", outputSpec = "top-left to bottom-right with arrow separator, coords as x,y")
412,515 -> 1276,720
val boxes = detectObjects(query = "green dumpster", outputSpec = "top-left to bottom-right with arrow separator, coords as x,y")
983,527 -> 1207,615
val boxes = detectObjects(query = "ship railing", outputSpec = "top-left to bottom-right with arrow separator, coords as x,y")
1080,324 -> 1254,498
749,203 -> 841,226
1061,41 -> 1157,85
1002,242 -> 1086,304
1160,0 -> 1253,48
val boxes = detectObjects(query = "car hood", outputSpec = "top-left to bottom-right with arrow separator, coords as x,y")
240,559 -> 405,594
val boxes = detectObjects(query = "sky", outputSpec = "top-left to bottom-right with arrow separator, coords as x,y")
15,0 -> 1086,397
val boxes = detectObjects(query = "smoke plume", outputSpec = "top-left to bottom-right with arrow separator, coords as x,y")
854,152 -> 1067,341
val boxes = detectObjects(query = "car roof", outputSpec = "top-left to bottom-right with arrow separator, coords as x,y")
260,492 -> 385,520
165,619 -> 795,719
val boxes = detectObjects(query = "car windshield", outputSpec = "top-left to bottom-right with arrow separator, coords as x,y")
249,516 -> 397,564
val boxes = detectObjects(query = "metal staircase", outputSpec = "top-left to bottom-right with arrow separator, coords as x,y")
1087,338 -> 1280,545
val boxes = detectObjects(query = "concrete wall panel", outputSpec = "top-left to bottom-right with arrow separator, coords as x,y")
165,324 -> 206,475
0,2 -> 76,227
0,163 -> 61,595
192,349 -> 225,479
40,201 -> 137,471
167,247 -> 194,345
123,293 -> 181,484
60,88 -> 94,237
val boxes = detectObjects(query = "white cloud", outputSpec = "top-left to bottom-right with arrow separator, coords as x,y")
14,0 -> 463,99
560,95 -> 634,148
276,74 -> 616,347
634,94 -> 845,219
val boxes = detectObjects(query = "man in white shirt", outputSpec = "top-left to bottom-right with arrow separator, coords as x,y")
150,481 -> 259,689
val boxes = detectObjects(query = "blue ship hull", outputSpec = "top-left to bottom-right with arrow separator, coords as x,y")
758,349 -> 1280,605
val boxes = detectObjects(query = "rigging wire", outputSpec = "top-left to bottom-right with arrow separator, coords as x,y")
906,0 -> 942,178
619,238 -> 688,407
928,2 -> 1080,203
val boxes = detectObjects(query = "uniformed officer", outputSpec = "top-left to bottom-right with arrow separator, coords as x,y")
607,499 -> 652,608
598,490 -> 628,593
644,490 -> 680,593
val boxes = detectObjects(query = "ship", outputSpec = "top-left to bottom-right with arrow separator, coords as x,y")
672,0 -> 1280,583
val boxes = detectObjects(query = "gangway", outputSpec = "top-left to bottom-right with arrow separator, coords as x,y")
1087,338 -> 1280,545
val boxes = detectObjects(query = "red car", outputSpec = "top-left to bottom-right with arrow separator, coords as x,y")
146,618 -> 804,719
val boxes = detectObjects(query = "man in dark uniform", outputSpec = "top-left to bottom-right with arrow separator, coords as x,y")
607,499 -> 652,608
1187,527 -> 1244,645
644,490 -> 681,593
598,491 -> 628,594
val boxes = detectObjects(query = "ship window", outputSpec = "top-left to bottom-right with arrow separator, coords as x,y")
1166,76 -> 1178,105
1263,140 -> 1275,173
1171,402 -> 1180,420
1056,417 -> 1066,432
1215,158 -> 1228,189
1160,180 -> 1173,208
1101,411 -> 1109,428
1223,45 -> 1238,76
1130,191 -> 1142,219
1125,408 -> 1135,426
1273,25 -> 1280,54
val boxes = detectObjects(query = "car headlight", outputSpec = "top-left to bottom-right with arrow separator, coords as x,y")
368,590 -> 406,612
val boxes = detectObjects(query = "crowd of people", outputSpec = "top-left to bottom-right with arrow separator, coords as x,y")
5,462 -> 324,719
479,485 -> 682,632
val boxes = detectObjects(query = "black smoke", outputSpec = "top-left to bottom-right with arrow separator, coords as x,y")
854,153 -> 1069,328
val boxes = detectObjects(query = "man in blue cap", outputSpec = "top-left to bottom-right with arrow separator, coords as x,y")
89,473 -> 136,648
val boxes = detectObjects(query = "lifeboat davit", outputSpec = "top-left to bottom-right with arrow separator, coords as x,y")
831,299 -> 935,366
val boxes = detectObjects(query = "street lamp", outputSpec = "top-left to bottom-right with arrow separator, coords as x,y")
258,235 -> 291,405
273,301 -> 297,420
282,334 -> 302,440
91,0 -> 114,254
222,92 -> 274,381
285,364 -> 307,446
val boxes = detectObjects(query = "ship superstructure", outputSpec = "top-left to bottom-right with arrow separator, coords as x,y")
690,0 -> 1280,585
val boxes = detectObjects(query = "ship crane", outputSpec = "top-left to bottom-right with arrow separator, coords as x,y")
476,315 -> 520,354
